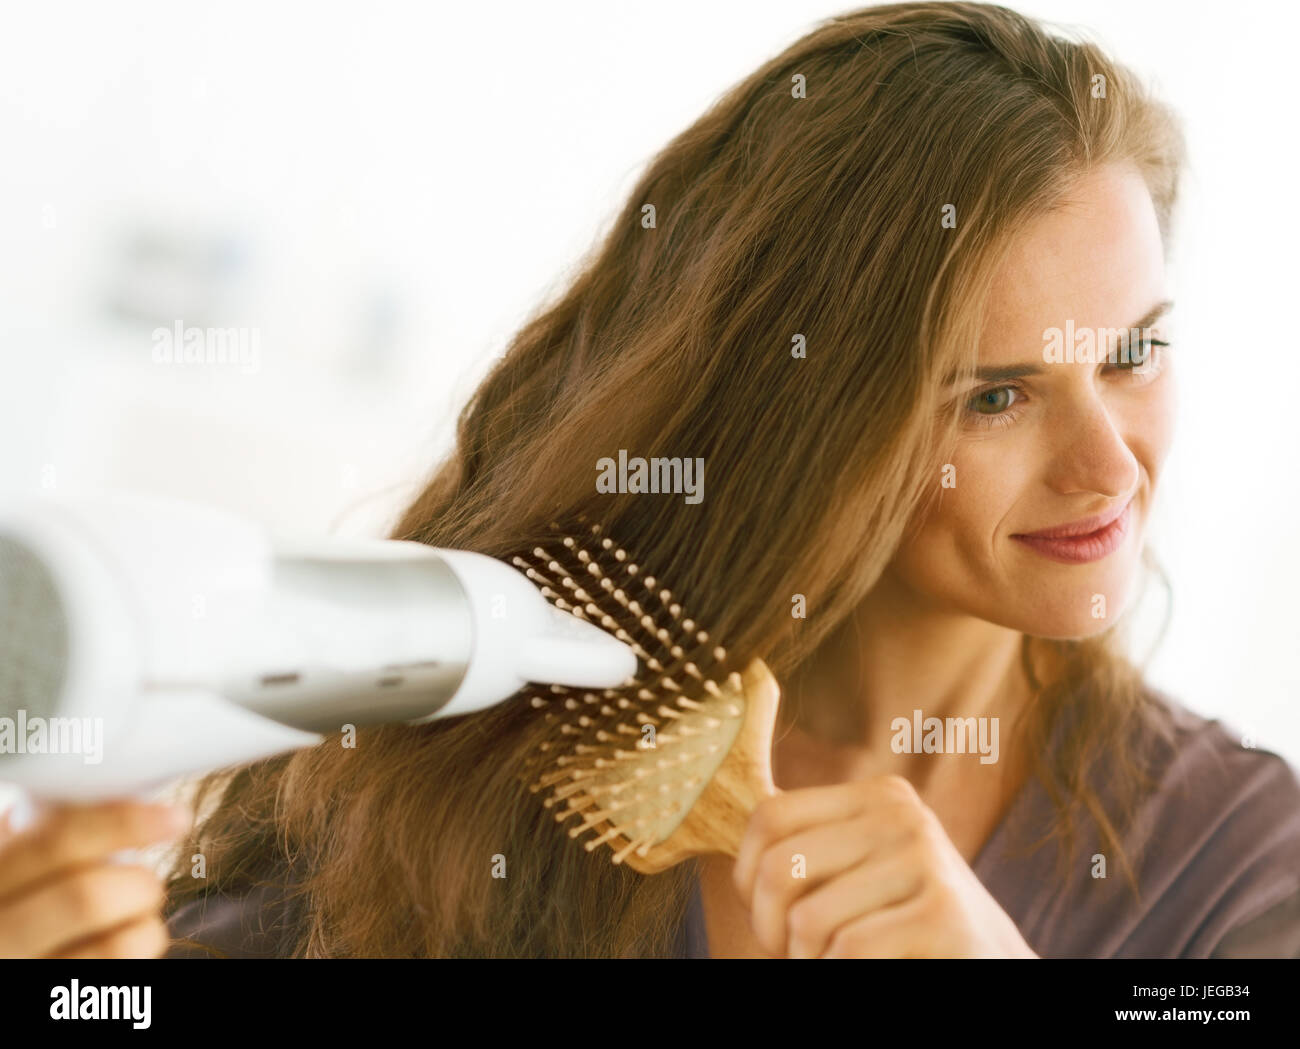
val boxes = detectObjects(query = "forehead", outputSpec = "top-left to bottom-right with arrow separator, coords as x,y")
980,162 -> 1169,363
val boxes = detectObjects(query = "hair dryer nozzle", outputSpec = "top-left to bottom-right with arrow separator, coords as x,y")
421,547 -> 638,720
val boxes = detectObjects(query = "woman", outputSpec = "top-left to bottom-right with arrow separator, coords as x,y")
4,1 -> 1297,959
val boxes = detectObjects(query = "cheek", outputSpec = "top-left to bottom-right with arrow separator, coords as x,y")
892,449 -> 1026,591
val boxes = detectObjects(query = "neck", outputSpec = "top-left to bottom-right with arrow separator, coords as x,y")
777,565 -> 1034,787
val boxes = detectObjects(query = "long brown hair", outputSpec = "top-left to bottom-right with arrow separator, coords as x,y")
165,1 -> 1185,957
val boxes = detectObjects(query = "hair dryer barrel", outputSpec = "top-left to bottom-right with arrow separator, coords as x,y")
0,490 -> 638,800
216,540 -> 640,729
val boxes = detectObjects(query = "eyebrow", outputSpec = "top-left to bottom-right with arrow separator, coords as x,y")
952,299 -> 1175,385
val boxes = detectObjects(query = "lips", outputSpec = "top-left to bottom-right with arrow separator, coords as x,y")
1010,498 -> 1134,565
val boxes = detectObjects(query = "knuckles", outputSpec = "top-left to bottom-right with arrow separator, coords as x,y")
824,924 -> 868,958
745,796 -> 783,840
875,773 -> 920,803
752,847 -> 796,894
103,917 -> 169,959
785,897 -> 826,949
57,866 -> 162,929
58,872 -> 114,928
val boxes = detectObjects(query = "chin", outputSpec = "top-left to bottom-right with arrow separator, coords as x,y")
1013,560 -> 1142,640
1019,609 -> 1125,642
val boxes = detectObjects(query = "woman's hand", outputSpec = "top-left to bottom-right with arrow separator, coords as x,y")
0,798 -> 190,959
732,775 -> 1038,958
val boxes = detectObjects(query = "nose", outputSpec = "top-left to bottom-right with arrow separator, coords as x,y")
1044,392 -> 1141,500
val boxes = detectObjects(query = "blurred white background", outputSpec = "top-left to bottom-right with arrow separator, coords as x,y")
0,0 -> 1296,797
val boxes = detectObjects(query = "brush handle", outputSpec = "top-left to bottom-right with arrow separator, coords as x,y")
623,658 -> 781,874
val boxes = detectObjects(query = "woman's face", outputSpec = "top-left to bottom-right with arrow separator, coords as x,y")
889,161 -> 1176,639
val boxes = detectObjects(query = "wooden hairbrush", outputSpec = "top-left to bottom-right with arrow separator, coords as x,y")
511,521 -> 781,874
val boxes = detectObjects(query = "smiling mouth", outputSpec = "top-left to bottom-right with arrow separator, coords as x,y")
1010,500 -> 1134,565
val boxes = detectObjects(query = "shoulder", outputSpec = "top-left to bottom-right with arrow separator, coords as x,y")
1126,688 -> 1300,955
1134,687 -> 1300,836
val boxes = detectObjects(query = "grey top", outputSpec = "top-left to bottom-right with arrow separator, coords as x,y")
167,693 -> 1300,958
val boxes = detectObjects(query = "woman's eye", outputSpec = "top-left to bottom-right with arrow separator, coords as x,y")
1112,339 -> 1169,379
968,386 -> 1019,414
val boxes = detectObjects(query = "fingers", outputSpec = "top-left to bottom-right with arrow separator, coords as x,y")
818,896 -> 932,959
0,863 -> 167,959
783,852 -> 926,958
733,784 -> 872,902
744,816 -> 881,950
53,914 -> 171,960
0,800 -> 189,903
746,816 -> 921,956
734,775 -> 923,903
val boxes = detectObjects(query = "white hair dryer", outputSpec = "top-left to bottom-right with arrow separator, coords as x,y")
0,489 -> 637,805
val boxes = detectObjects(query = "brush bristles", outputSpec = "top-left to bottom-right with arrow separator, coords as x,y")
513,518 -> 747,865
